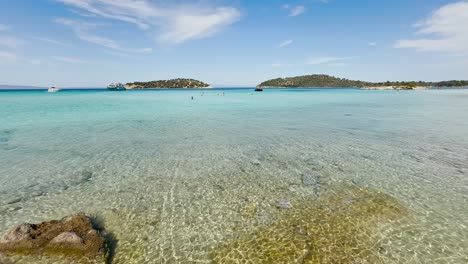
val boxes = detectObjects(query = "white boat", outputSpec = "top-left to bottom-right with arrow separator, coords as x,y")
48,87 -> 60,93
107,82 -> 126,91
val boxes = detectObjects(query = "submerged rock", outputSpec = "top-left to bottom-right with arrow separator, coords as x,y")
211,185 -> 408,263
301,173 -> 321,187
0,129 -> 14,143
276,199 -> 292,209
0,213 -> 106,259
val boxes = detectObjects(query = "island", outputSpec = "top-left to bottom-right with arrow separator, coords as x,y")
257,74 -> 468,90
125,79 -> 211,89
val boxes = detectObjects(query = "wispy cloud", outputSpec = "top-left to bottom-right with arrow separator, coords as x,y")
53,56 -> 87,64
279,39 -> 293,48
57,0 -> 153,29
395,1 -> 468,54
55,0 -> 241,44
55,18 -> 152,53
0,50 -> 17,61
305,56 -> 352,65
0,35 -> 26,49
159,7 -> 241,44
369,42 -> 377,46
33,37 -> 71,47
283,5 -> 307,17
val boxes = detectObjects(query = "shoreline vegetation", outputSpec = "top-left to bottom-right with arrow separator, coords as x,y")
257,74 -> 468,90
124,78 -> 211,89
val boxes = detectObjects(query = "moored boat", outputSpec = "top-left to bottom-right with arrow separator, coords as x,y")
255,87 -> 263,92
48,87 -> 60,92
107,82 -> 126,91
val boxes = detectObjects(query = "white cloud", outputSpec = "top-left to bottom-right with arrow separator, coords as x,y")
53,56 -> 87,63
305,56 -> 352,65
395,1 -> 468,54
279,40 -> 293,48
56,0 -> 241,44
0,35 -> 26,49
0,50 -> 17,61
283,5 -> 307,17
159,7 -> 241,44
0,24 -> 9,32
55,18 -> 152,53
34,37 -> 71,47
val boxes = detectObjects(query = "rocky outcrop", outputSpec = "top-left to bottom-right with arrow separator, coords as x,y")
0,213 -> 106,259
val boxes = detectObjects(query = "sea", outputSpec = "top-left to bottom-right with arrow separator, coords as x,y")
0,88 -> 467,263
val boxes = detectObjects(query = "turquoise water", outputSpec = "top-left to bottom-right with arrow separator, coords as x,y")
0,88 -> 467,263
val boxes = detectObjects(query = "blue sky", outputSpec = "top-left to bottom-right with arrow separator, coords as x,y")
0,0 -> 467,87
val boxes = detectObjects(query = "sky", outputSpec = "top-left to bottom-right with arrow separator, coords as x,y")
0,0 -> 467,87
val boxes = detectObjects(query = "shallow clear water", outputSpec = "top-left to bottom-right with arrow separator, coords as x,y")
0,88 -> 467,263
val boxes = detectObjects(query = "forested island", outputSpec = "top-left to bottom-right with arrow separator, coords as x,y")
125,79 -> 211,89
258,74 -> 468,89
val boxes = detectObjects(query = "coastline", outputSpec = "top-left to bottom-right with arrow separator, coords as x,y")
360,86 -> 429,90
255,86 -> 428,90
255,86 -> 357,89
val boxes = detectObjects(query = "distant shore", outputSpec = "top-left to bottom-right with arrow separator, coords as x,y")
125,84 -> 213,89
257,74 -> 468,89
360,86 -> 429,90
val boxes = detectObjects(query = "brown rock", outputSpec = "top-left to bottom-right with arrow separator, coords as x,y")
1,224 -> 33,242
49,232 -> 84,248
0,213 -> 106,258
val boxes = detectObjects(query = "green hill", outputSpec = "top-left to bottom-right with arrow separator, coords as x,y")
258,74 -> 468,88
258,74 -> 368,88
126,79 -> 211,89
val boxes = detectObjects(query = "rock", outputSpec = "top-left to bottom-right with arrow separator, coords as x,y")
276,199 -> 292,209
302,173 -> 319,187
5,198 -> 21,205
0,252 -> 13,264
0,129 -> 14,144
1,224 -> 33,242
30,191 -> 45,198
49,232 -> 84,247
80,171 -> 93,181
0,213 -> 106,259
251,160 -> 261,166
7,207 -> 21,212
